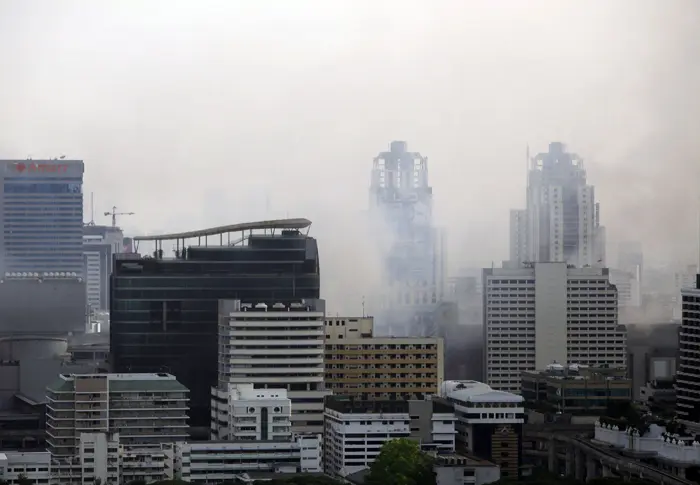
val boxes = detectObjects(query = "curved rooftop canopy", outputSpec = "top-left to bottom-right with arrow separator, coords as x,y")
133,218 -> 312,242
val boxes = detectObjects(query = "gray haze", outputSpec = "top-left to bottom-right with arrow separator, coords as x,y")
1,0 -> 699,315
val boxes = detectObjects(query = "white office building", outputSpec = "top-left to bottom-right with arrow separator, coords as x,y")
483,262 -> 626,393
216,299 -> 330,434
211,383 -> 292,441
440,380 -> 524,481
0,452 -> 51,485
323,396 -> 456,478
173,435 -> 321,484
508,142 -> 605,268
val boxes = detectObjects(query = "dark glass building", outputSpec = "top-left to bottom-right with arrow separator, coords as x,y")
110,219 -> 320,427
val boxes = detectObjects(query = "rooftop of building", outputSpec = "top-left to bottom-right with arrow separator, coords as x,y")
47,373 -> 189,393
443,381 -> 523,404
324,336 -> 441,344
324,395 -> 452,415
427,451 -> 498,468
523,363 -> 629,382
133,218 -> 311,242
220,300 -> 323,313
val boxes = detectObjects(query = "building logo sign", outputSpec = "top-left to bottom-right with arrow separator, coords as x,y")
14,162 -> 68,173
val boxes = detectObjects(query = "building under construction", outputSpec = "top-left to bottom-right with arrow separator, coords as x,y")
369,141 -> 446,337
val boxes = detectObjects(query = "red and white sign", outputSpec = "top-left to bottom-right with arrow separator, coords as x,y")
14,163 -> 68,173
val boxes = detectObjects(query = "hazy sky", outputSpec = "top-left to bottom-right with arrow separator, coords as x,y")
1,0 -> 699,313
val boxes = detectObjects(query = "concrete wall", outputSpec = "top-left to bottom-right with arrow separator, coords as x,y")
535,263 -> 568,369
0,337 -> 67,360
0,279 -> 85,336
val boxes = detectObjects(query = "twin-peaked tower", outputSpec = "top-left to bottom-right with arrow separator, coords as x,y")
369,141 -> 446,337
509,142 -> 606,268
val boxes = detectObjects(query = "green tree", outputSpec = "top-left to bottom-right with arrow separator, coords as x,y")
365,438 -> 436,485
16,475 -> 33,485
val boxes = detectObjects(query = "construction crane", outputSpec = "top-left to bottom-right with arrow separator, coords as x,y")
104,206 -> 135,228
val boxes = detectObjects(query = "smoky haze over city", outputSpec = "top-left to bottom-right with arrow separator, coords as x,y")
0,0 -> 699,317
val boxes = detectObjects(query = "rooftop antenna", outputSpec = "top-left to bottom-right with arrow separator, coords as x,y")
362,296 -> 366,317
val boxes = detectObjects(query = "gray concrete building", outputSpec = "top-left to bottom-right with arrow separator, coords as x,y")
0,159 -> 84,275
83,224 -> 124,312
0,159 -> 86,336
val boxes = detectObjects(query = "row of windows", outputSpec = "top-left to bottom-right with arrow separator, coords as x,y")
4,182 -> 82,194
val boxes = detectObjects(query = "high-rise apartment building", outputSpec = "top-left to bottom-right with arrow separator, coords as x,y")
83,224 -> 124,311
110,219 -> 320,428
0,159 -> 84,275
324,316 -> 444,400
368,141 -> 446,337
483,263 -> 626,393
45,373 -> 189,481
508,143 -> 605,268
678,275 -> 700,426
214,299 -> 329,434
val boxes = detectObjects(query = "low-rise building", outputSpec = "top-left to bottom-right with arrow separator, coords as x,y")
521,364 -> 631,415
594,421 -> 700,478
323,395 -> 456,478
429,452 -> 501,485
440,380 -> 524,481
0,451 -> 51,485
174,435 -> 322,483
211,383 -> 292,441
324,317 -> 444,400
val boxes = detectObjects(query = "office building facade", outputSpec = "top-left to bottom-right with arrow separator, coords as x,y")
521,364 -> 631,415
110,219 -> 320,428
483,263 -> 626,393
215,299 -> 329,434
439,380 -> 524,480
0,159 -> 84,275
323,396 -> 456,478
508,143 -> 605,268
83,224 -> 124,311
678,275 -> 700,426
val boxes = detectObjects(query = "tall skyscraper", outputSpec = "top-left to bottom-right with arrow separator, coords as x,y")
678,274 -> 700,426
1,159 -> 84,275
110,219 -> 320,429
0,160 -> 86,336
508,143 -> 605,267
83,224 -> 124,312
369,141 -> 446,337
483,262 -> 626,393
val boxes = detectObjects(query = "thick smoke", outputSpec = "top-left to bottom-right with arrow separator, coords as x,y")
0,1 -> 699,317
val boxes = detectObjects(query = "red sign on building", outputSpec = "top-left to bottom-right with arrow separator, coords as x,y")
14,163 -> 68,173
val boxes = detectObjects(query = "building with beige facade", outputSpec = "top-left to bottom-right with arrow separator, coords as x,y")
324,316 -> 444,400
